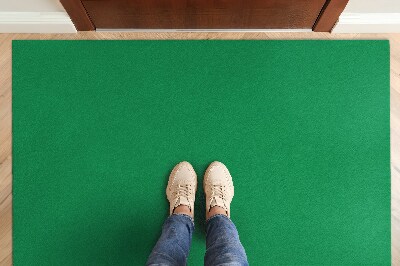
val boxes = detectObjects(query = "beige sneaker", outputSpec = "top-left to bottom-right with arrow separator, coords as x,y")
204,161 -> 234,218
166,161 -> 197,216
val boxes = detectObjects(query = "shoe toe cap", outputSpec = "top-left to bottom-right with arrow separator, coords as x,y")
175,161 -> 196,180
207,161 -> 230,177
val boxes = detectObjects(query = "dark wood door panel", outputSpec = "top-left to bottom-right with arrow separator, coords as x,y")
82,0 -> 326,29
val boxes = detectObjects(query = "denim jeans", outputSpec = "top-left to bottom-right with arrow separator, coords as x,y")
146,213 -> 248,266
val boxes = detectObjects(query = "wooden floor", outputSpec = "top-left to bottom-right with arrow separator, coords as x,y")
0,32 -> 399,265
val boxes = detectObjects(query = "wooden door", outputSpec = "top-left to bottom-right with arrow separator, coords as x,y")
61,0 -> 349,32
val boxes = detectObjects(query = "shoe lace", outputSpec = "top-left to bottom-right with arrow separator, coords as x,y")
210,185 -> 226,200
173,184 -> 193,200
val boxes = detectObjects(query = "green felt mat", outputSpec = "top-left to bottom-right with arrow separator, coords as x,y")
12,40 -> 390,265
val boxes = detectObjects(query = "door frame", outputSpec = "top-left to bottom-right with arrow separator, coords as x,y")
60,0 -> 349,32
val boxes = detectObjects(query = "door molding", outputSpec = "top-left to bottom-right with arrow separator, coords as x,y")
60,0 -> 94,31
313,0 -> 350,32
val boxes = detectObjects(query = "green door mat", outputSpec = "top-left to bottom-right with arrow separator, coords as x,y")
12,40 -> 390,265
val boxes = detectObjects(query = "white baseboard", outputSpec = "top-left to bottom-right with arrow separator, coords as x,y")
333,12 -> 400,33
0,12 -> 76,33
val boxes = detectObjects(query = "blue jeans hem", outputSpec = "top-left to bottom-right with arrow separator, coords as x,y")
170,213 -> 195,227
206,213 -> 231,224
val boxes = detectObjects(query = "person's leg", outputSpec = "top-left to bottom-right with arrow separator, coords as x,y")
205,211 -> 248,266
146,212 -> 194,265
203,162 -> 249,266
146,162 -> 197,266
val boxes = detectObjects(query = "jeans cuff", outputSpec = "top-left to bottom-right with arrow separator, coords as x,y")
171,213 -> 195,227
206,213 -> 231,224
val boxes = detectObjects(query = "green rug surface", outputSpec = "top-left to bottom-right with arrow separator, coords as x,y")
12,40 -> 390,265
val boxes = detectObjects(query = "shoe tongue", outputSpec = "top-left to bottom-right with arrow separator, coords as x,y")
174,196 -> 191,210
210,197 -> 227,211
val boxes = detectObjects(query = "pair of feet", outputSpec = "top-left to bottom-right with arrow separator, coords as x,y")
166,161 -> 234,220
